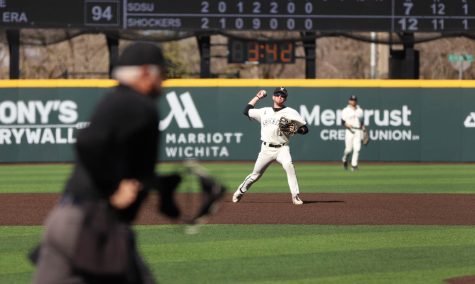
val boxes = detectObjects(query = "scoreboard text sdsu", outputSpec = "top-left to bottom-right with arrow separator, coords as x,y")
1,0 -> 474,32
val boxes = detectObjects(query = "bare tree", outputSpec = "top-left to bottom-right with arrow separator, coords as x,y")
2,31 -> 474,79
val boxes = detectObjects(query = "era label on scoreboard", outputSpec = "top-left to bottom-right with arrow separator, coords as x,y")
0,0 -> 28,24
84,0 -> 120,26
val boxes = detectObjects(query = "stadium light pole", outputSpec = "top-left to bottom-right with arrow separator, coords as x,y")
197,34 -> 211,78
106,32 -> 119,78
302,32 -> 316,79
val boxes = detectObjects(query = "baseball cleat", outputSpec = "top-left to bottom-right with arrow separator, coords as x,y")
351,166 -> 358,172
292,194 -> 303,205
343,161 -> 348,170
232,190 -> 244,203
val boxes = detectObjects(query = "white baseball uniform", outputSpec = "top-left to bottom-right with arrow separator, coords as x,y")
237,106 -> 307,197
341,104 -> 364,168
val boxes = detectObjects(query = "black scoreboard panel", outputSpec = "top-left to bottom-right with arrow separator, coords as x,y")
0,0 -> 474,32
0,0 -> 121,28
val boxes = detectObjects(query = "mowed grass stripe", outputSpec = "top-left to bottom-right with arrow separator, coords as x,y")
135,224 -> 471,241
139,227 -> 475,262
0,226 -> 41,276
205,164 -> 475,193
0,164 -> 73,193
150,246 -> 475,284
304,267 -> 475,284
0,165 -> 73,173
136,225 -> 475,284
1,225 -> 475,284
1,163 -> 475,194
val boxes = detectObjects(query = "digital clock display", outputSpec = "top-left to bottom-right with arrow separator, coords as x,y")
228,39 -> 295,64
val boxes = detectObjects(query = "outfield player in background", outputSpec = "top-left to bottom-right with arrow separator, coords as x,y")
232,87 -> 309,205
341,95 -> 365,171
32,42 -> 167,284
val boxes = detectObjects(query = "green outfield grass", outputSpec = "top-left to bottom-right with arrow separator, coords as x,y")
1,163 -> 475,194
1,225 -> 475,284
1,163 -> 475,283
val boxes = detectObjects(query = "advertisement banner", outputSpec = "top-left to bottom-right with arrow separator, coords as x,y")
1,80 -> 474,162
0,87 -> 103,162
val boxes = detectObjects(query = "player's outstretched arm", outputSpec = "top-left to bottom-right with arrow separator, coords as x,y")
248,90 -> 267,106
244,90 -> 267,117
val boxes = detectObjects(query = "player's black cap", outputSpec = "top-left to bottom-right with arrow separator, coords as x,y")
274,87 -> 288,97
117,42 -> 166,67
349,95 -> 358,101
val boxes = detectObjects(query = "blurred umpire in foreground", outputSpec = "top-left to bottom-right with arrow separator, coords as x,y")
32,42 -> 169,284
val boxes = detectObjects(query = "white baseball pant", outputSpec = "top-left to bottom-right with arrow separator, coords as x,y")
342,129 -> 362,167
237,143 -> 300,196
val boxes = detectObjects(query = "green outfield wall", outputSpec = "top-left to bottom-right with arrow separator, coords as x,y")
1,79 -> 475,162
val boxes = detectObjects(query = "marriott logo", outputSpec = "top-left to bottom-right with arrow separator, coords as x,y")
464,112 -> 475,128
159,92 -> 204,130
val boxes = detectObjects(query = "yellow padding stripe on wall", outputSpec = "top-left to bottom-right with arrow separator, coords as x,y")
1,79 -> 475,88
0,80 -> 118,88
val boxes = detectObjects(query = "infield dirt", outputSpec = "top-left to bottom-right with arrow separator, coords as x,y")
1,192 -> 475,226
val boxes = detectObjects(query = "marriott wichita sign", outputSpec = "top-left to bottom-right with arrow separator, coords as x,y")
159,92 -> 243,159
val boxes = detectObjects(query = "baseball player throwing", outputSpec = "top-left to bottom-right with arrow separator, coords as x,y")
232,87 -> 309,205
341,95 -> 364,171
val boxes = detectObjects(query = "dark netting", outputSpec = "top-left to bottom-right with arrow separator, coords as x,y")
117,30 -> 195,42
5,29 -> 87,45
0,29 -> 196,45
0,28 -> 474,46
220,31 -> 475,45
336,32 -> 475,45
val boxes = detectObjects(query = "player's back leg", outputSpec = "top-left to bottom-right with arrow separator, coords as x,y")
233,151 -> 274,203
276,147 -> 303,205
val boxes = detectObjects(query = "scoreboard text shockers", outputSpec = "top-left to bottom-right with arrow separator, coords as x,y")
1,0 -> 474,32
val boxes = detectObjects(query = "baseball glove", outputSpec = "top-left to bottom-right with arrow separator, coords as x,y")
154,161 -> 226,224
278,117 -> 298,136
362,127 -> 370,145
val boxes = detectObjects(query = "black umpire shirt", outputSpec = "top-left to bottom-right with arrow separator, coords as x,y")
64,84 -> 159,222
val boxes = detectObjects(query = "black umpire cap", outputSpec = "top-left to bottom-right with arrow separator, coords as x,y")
117,42 -> 166,67
274,87 -> 288,97
349,95 -> 358,101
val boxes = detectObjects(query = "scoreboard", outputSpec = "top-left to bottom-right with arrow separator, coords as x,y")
0,0 -> 474,32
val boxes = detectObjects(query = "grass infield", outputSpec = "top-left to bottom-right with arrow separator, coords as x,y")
1,163 -> 475,194
0,163 -> 475,283
1,225 -> 475,284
